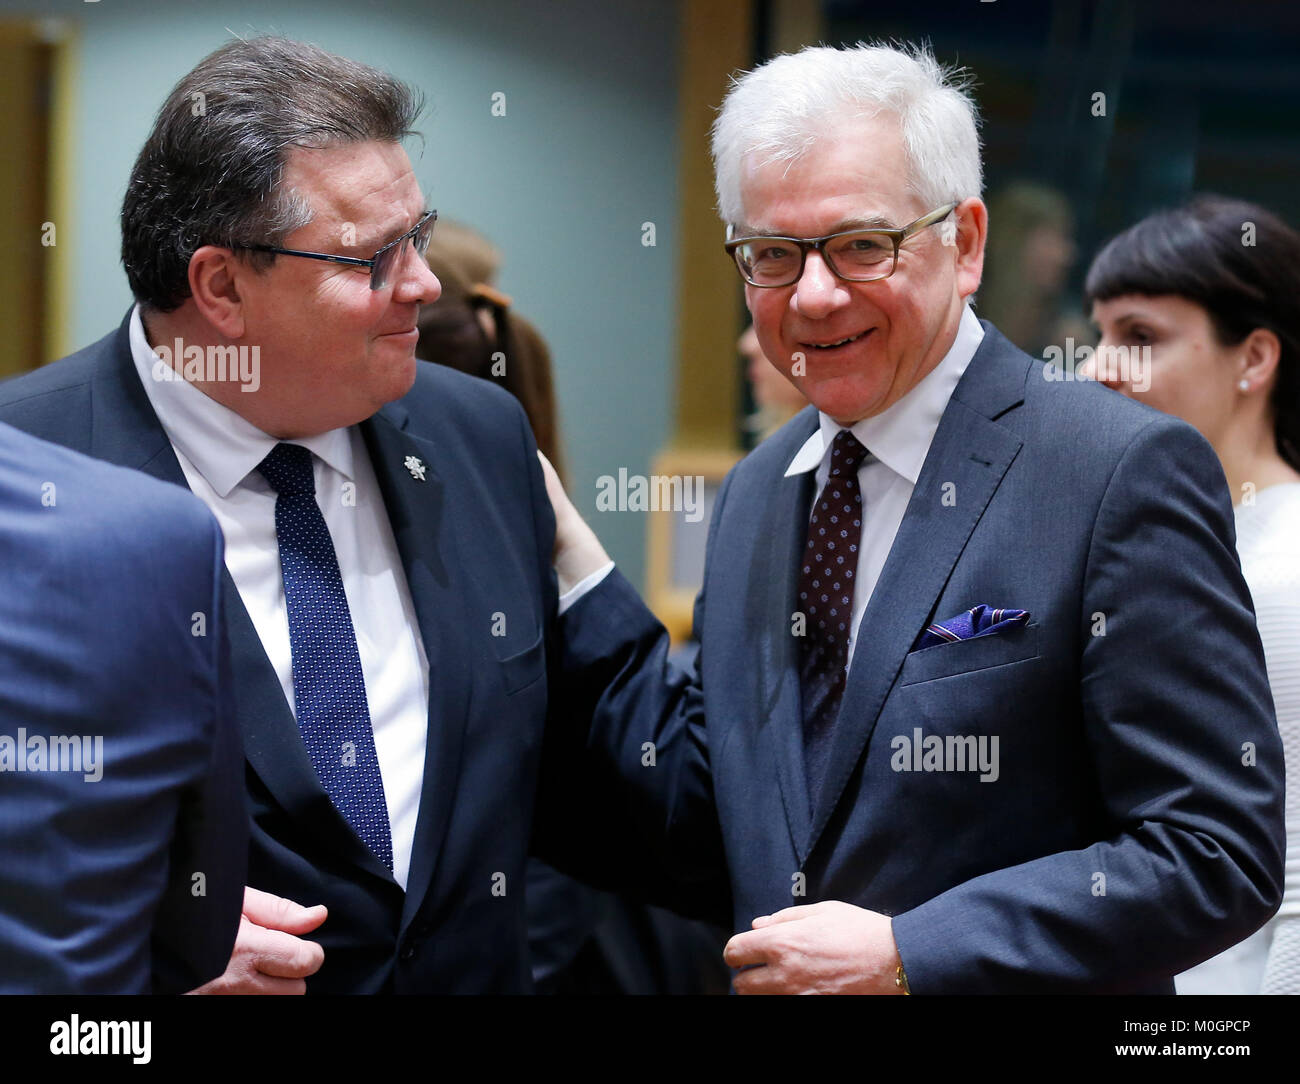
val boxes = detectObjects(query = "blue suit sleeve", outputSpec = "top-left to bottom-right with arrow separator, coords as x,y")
149,515 -> 248,993
534,470 -> 733,926
890,417 -> 1286,992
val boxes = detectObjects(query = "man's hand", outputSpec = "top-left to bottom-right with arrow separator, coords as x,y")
537,451 -> 611,594
187,886 -> 327,995
723,900 -> 904,994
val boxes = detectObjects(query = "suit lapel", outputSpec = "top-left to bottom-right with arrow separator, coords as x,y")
805,327 -> 1029,856
752,464 -> 818,862
359,408 -> 472,930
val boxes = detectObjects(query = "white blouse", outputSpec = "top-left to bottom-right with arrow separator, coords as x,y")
1177,482 -> 1300,994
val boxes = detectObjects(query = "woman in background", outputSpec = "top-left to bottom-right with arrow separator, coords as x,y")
417,221 -> 567,483
979,181 -> 1091,357
1084,195 -> 1300,993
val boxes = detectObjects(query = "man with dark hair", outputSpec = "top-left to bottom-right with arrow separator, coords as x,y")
0,36 -> 701,993
0,421 -> 244,993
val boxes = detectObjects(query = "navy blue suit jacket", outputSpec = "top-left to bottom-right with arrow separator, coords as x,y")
0,312 -> 722,993
559,320 -> 1287,993
0,420 -> 245,993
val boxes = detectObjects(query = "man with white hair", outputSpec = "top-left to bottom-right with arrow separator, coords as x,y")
545,42 -> 1285,992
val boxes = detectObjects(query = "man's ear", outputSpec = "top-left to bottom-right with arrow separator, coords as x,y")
951,197 -> 988,301
187,245 -> 251,340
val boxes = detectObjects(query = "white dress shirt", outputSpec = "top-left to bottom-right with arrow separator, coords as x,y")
129,305 -> 429,891
783,303 -> 985,672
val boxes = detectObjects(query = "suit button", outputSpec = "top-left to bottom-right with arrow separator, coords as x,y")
400,944 -> 416,961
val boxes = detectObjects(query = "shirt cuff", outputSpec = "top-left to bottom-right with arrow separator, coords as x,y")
557,561 -> 615,615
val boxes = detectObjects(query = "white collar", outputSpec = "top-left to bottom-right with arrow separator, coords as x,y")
784,303 -> 984,484
128,304 -> 356,496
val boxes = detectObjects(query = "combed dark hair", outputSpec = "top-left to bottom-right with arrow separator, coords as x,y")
1084,195 -> 1300,472
121,36 -> 423,312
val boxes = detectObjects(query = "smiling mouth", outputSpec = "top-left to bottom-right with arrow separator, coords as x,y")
803,330 -> 871,350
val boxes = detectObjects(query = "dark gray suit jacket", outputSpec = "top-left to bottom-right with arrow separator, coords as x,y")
560,319 -> 1286,993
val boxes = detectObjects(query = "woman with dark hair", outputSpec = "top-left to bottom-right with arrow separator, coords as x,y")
416,225 -> 567,484
1084,195 -> 1300,994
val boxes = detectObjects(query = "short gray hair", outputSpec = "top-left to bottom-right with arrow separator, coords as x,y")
122,35 -> 423,312
711,42 -> 982,226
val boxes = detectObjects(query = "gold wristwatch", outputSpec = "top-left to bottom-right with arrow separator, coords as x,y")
896,962 -> 911,994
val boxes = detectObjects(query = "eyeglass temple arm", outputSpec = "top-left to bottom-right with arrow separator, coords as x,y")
901,201 -> 959,241
242,245 -> 373,269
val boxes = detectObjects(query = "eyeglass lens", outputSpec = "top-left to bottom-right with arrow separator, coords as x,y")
736,231 -> 895,286
372,214 -> 436,290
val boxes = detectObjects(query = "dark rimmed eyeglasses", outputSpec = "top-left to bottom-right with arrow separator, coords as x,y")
236,209 -> 437,290
724,202 -> 958,288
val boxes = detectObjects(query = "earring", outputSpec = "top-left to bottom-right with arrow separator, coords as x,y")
1239,379 -> 1250,392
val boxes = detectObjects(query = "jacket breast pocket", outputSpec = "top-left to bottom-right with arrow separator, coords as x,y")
499,630 -> 545,695
897,622 -> 1040,687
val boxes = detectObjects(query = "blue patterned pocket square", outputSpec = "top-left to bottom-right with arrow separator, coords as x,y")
913,605 -> 1031,651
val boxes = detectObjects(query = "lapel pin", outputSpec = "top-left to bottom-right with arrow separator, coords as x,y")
404,455 -> 427,482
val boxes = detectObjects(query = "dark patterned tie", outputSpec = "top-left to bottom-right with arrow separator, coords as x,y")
798,429 -> 870,801
258,442 -> 394,871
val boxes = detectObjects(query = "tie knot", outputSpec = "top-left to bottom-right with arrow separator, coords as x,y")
828,429 -> 869,478
257,442 -> 316,498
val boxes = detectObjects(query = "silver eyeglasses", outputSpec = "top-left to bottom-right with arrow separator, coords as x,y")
237,209 -> 437,291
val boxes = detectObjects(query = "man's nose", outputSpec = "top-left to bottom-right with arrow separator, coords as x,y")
792,250 -> 848,318
393,244 -> 442,304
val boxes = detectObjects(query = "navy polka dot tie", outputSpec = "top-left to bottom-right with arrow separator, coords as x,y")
797,429 -> 870,800
258,442 -> 393,871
